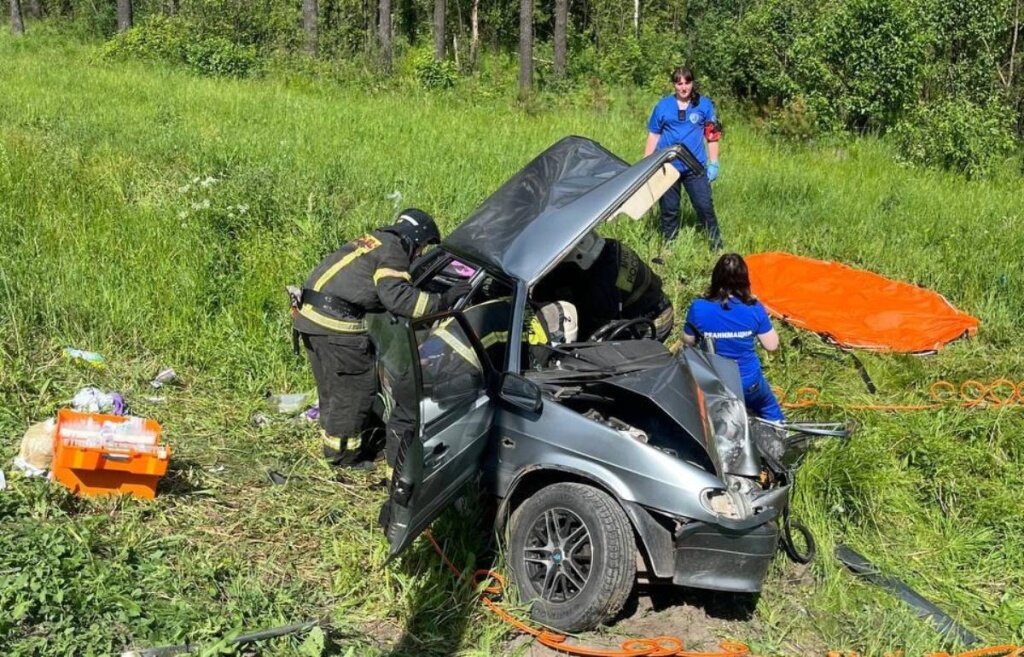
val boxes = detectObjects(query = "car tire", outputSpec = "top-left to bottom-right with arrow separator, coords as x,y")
507,482 -> 635,632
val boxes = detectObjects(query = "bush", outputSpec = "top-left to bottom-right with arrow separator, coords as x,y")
818,0 -> 926,131
766,95 -> 821,141
893,97 -> 1017,177
100,16 -> 189,63
102,18 -> 259,78
184,37 -> 260,77
413,51 -> 459,89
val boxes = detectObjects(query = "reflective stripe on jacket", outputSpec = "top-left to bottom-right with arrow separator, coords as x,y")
293,230 -> 441,335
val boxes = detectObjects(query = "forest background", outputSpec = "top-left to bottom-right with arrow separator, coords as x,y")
6,0 -> 1024,178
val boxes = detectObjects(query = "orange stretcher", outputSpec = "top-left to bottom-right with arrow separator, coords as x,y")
747,252 -> 979,353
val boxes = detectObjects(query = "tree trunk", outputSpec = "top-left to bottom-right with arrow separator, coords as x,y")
26,0 -> 40,19
116,0 -> 132,31
378,0 -> 392,72
9,0 -> 24,34
433,0 -> 445,60
303,0 -> 318,56
553,0 -> 567,79
1009,0 -> 1020,89
167,0 -> 178,15
518,0 -> 533,98
469,0 -> 479,69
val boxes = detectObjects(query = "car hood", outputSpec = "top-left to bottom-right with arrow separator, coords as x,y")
443,136 -> 688,286
528,341 -> 761,478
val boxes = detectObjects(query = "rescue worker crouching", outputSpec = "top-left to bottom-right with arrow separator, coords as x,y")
533,232 -> 674,342
292,208 -> 469,468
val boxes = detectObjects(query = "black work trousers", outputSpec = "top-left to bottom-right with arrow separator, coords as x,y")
303,333 -> 381,465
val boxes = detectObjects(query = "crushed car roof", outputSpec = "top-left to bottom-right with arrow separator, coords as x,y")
444,136 -> 689,286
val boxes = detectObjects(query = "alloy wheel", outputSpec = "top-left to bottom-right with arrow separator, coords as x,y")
522,507 -> 593,602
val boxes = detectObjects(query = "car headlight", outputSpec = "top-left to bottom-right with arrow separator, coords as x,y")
700,488 -> 753,520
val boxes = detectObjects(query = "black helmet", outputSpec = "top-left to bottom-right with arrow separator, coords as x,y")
390,208 -> 441,250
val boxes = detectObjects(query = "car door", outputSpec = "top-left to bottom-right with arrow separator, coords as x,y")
368,309 -> 498,558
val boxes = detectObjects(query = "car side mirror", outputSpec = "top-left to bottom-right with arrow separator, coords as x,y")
498,372 -> 542,414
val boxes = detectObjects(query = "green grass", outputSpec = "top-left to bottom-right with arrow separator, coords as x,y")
1,31 -> 1023,656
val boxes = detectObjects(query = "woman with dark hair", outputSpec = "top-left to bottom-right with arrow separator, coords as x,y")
681,253 -> 783,421
644,65 -> 723,250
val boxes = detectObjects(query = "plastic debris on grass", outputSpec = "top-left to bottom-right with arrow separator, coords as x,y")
63,347 -> 105,366
72,386 -> 125,415
149,368 -> 178,388
267,392 -> 311,414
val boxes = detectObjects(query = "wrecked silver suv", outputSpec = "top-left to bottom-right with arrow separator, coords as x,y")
369,137 -> 842,632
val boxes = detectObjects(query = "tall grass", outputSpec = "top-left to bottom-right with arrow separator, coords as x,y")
0,32 -> 1022,656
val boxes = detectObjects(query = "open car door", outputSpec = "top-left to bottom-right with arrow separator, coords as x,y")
368,310 -> 497,558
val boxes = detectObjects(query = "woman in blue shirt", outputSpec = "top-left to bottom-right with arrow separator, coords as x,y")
645,66 -> 723,250
681,253 -> 784,421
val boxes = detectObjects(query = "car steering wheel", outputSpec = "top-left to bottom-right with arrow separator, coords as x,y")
589,318 -> 657,342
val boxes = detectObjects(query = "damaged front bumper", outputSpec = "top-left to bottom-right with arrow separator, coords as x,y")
672,518 -> 780,592
626,483 -> 790,593
672,483 -> 789,592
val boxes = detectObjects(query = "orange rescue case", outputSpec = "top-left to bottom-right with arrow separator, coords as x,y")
52,408 -> 171,499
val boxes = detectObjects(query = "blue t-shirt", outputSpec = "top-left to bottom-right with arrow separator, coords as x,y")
647,94 -> 717,173
683,297 -> 772,387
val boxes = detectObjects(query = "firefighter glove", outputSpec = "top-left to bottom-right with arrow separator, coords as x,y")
441,282 -> 472,307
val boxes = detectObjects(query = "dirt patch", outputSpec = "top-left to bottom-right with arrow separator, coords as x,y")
503,581 -> 765,656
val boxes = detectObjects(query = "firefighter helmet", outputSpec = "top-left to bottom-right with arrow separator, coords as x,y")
391,208 -> 441,249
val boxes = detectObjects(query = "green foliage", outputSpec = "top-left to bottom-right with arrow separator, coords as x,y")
818,0 -> 926,130
42,0 -> 1024,175
177,0 -> 301,52
183,36 -> 260,77
413,50 -> 459,89
894,97 -> 1018,177
102,17 -> 260,77
765,96 -> 822,141
100,15 -> 190,63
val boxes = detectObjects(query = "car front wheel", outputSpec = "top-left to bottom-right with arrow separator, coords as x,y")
507,482 -> 636,632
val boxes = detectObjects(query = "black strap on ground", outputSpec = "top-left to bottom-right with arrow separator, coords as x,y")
780,506 -> 816,564
848,352 -> 877,394
835,545 -> 979,646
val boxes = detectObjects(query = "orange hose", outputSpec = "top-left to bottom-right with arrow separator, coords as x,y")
775,379 -> 1024,412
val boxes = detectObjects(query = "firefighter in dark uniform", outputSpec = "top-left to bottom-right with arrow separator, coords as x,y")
533,232 -> 674,342
293,208 -> 468,467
